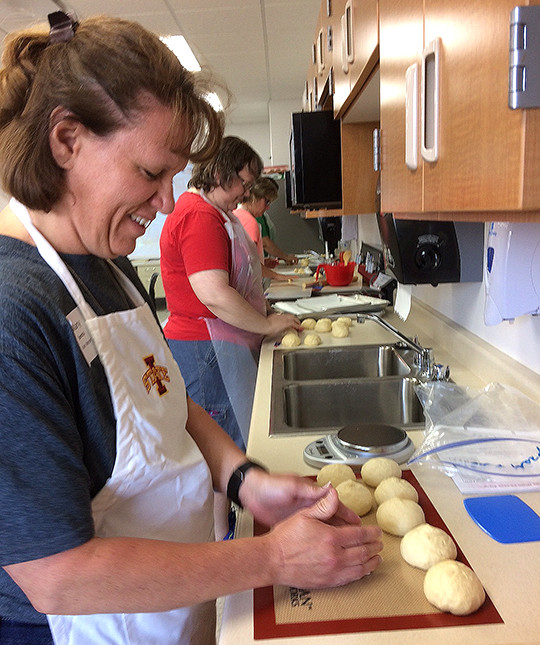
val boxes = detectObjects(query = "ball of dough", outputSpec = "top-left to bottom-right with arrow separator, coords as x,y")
335,316 -> 353,327
361,457 -> 402,488
301,317 -> 317,330
304,333 -> 322,346
316,463 -> 356,488
374,476 -> 419,505
331,322 -> 349,338
424,560 -> 485,616
400,523 -> 457,570
336,479 -> 373,516
376,497 -> 425,536
281,332 -> 301,347
314,317 -> 332,332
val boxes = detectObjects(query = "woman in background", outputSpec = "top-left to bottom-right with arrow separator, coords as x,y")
234,176 -> 298,282
160,137 -> 302,451
235,176 -> 298,265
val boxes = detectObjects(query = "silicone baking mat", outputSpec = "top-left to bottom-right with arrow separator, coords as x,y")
253,471 -> 503,640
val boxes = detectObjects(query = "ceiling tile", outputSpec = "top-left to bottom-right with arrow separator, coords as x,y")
0,0 -> 322,126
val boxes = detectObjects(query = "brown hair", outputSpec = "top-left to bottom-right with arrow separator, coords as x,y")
0,15 -> 225,211
242,176 -> 279,205
189,135 -> 263,192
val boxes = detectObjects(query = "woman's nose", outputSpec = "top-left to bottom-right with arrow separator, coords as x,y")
151,179 -> 175,214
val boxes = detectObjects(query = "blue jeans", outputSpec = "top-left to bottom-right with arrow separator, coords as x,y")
168,339 -> 245,450
0,619 -> 53,644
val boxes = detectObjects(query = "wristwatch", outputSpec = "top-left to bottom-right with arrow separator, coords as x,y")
226,460 -> 267,508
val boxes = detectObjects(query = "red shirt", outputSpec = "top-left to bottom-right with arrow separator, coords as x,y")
160,191 -> 231,340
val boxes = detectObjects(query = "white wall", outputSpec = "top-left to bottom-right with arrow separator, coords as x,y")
225,120 -> 272,166
355,214 -> 540,376
269,99 -> 302,166
225,98 -> 302,167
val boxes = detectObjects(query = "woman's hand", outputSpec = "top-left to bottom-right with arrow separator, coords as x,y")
260,486 -> 383,590
282,254 -> 298,265
264,312 -> 303,337
240,469 -> 362,527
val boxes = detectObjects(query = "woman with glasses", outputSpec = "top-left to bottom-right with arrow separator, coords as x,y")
234,177 -> 298,266
160,137 -> 302,455
234,176 -> 298,283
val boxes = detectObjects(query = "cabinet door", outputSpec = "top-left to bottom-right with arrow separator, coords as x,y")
379,0 -> 423,213
349,0 -> 378,90
334,0 -> 378,118
332,0 -> 350,116
341,122 -> 380,215
423,0 -> 526,212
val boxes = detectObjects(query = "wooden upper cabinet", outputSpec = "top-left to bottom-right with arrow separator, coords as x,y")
341,121 -> 379,215
380,0 -> 540,221
333,0 -> 378,118
379,0 -> 423,212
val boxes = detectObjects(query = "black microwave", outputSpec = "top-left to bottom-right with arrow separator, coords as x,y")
289,111 -> 342,209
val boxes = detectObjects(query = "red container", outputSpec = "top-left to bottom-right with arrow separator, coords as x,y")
315,262 -> 356,286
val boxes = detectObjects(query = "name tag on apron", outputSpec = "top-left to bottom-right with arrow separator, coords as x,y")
67,307 -> 98,365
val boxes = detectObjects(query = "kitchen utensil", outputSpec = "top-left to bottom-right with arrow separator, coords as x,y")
464,495 -> 540,543
342,249 -> 353,265
272,293 -> 389,316
304,423 -> 415,469
315,262 -> 356,286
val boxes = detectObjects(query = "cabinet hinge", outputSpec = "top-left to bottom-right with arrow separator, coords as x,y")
509,5 -> 540,108
373,128 -> 381,172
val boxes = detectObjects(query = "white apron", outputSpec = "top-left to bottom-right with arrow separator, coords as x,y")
11,200 -> 216,645
200,192 -> 266,446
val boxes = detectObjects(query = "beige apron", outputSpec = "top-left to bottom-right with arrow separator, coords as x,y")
11,200 -> 216,645
200,192 -> 266,446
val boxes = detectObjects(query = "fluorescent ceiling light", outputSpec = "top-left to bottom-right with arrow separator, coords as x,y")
205,92 -> 223,112
160,35 -> 201,72
160,35 -> 223,112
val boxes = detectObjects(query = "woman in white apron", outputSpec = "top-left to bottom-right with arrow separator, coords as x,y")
161,137 -> 302,452
11,200 -> 217,644
0,12 -> 384,645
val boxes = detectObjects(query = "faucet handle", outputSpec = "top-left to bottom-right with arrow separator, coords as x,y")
432,363 -> 451,381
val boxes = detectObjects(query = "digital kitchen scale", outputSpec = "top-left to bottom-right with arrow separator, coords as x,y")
304,423 -> 415,470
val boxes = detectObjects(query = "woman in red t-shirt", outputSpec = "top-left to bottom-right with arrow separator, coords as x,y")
160,137 -> 301,452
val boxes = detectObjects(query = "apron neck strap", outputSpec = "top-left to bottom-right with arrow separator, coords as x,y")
9,199 -> 144,319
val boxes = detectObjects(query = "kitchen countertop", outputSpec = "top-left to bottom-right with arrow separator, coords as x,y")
218,300 -> 540,645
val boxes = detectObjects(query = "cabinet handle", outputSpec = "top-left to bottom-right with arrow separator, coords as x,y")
317,28 -> 325,73
344,0 -> 354,64
421,38 -> 441,163
340,13 -> 349,73
405,62 -> 419,170
341,0 -> 354,74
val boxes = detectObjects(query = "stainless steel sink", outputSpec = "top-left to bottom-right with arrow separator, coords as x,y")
269,342 -> 427,436
271,377 -> 424,435
275,344 -> 411,381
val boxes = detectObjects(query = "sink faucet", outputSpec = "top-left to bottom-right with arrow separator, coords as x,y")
356,313 -> 450,381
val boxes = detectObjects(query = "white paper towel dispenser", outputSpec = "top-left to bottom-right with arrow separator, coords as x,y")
484,222 -> 540,325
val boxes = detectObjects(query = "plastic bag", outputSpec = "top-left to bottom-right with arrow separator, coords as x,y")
409,382 -> 540,479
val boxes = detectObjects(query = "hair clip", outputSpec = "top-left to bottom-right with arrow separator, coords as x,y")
48,11 -> 79,44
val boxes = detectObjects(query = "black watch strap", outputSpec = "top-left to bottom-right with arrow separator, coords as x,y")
226,460 -> 267,508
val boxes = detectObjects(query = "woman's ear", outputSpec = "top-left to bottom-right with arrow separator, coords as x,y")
49,107 -> 82,169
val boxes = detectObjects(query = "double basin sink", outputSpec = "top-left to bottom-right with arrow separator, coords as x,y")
270,343 -> 426,435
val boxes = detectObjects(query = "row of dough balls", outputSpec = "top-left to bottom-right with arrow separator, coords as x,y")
316,459 -> 485,616
281,317 -> 354,347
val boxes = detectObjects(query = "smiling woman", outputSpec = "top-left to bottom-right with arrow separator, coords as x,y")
0,11 -> 383,645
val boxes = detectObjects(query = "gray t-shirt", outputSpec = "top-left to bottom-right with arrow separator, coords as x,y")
0,235 -> 153,624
